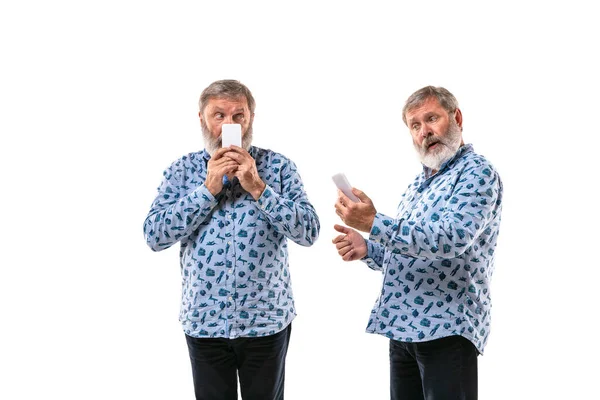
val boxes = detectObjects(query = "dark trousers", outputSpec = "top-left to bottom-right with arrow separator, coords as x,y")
390,335 -> 478,400
185,324 -> 291,400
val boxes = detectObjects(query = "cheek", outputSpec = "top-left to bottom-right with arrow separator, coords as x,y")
242,120 -> 251,134
207,122 -> 222,137
435,123 -> 449,138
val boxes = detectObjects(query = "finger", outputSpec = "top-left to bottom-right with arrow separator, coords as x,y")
338,189 -> 360,205
342,248 -> 355,261
223,146 -> 250,159
211,147 -> 231,160
222,150 -> 246,163
338,245 -> 352,256
228,145 -> 248,153
352,188 -> 371,203
211,160 -> 239,172
214,154 -> 240,164
332,234 -> 346,244
335,239 -> 350,250
337,189 -> 351,204
208,158 -> 237,171
333,224 -> 349,234
335,202 -> 345,213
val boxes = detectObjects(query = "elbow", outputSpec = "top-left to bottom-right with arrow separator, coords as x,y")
295,221 -> 320,247
145,235 -> 164,252
306,220 -> 321,247
144,224 -> 166,252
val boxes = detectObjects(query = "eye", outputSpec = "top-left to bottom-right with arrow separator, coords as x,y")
429,115 -> 438,122
412,123 -> 420,131
233,113 -> 245,122
214,112 -> 224,120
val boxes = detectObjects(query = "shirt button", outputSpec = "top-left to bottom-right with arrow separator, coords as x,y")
228,269 -> 233,274
228,296 -> 233,301
227,241 -> 232,245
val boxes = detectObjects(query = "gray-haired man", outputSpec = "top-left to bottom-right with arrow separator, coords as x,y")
144,80 -> 320,399
333,86 -> 503,400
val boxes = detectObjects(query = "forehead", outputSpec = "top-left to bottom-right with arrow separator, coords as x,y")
406,97 -> 446,122
205,96 -> 249,111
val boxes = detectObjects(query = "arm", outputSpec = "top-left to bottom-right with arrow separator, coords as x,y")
143,161 -> 219,252
370,162 -> 502,260
362,240 -> 386,272
255,157 -> 320,247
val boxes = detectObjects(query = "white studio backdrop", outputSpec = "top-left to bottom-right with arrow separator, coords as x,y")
1,1 -> 598,399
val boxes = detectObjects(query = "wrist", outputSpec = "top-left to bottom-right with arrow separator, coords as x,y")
252,181 -> 266,200
205,179 -> 221,197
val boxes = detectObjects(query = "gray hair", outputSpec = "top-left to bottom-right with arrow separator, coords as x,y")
198,79 -> 256,115
402,86 -> 459,126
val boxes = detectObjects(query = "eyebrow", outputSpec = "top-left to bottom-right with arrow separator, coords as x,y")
408,112 -> 438,125
212,107 -> 246,113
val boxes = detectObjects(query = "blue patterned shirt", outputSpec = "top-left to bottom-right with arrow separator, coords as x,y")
144,146 -> 320,339
362,144 -> 502,353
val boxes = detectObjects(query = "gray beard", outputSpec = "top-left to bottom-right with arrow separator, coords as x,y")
414,120 -> 462,170
202,121 -> 254,156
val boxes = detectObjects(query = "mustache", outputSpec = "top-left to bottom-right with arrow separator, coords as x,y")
201,121 -> 253,156
422,136 -> 442,150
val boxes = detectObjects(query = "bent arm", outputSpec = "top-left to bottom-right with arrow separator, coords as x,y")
369,164 -> 502,260
143,164 -> 219,252
255,159 -> 320,247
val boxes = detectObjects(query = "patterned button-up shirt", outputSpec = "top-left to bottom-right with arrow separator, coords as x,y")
144,146 -> 320,339
363,144 -> 502,353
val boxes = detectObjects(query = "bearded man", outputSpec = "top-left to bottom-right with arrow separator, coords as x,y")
332,86 -> 503,400
144,79 -> 320,400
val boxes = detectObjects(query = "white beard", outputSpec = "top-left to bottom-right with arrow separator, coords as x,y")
414,120 -> 462,170
202,121 -> 254,156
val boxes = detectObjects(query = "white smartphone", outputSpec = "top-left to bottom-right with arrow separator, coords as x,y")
221,124 -> 242,148
332,173 -> 360,202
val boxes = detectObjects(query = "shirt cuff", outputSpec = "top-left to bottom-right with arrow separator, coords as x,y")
369,212 -> 393,246
256,184 -> 276,212
363,239 -> 376,260
192,184 -> 219,207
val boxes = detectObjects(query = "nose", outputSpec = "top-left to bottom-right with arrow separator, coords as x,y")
419,123 -> 432,138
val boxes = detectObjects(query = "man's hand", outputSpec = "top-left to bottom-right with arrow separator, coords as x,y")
205,147 -> 239,196
334,188 -> 377,233
223,146 -> 266,200
332,224 -> 367,261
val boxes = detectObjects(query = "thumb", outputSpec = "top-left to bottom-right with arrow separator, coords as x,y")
352,188 -> 371,203
333,224 -> 349,234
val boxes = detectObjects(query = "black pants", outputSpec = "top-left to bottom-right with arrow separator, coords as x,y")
390,335 -> 478,400
185,324 -> 291,400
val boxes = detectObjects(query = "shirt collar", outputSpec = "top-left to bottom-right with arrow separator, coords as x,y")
422,144 -> 474,179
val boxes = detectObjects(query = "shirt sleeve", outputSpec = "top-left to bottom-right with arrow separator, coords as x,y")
143,160 -> 219,252
368,161 -> 502,260
255,157 -> 320,247
361,239 -> 385,272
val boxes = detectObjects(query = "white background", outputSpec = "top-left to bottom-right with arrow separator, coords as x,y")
1,1 -> 598,399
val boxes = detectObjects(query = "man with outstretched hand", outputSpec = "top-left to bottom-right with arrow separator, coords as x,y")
332,86 -> 503,400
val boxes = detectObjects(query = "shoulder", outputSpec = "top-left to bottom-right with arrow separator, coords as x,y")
458,148 -> 501,180
253,146 -> 296,168
163,151 -> 205,178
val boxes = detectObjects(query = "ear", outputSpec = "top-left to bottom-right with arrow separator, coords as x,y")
454,108 -> 463,130
198,111 -> 204,123
250,113 -> 255,124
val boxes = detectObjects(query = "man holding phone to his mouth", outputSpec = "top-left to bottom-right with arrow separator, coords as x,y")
144,80 -> 320,400
332,86 -> 503,400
